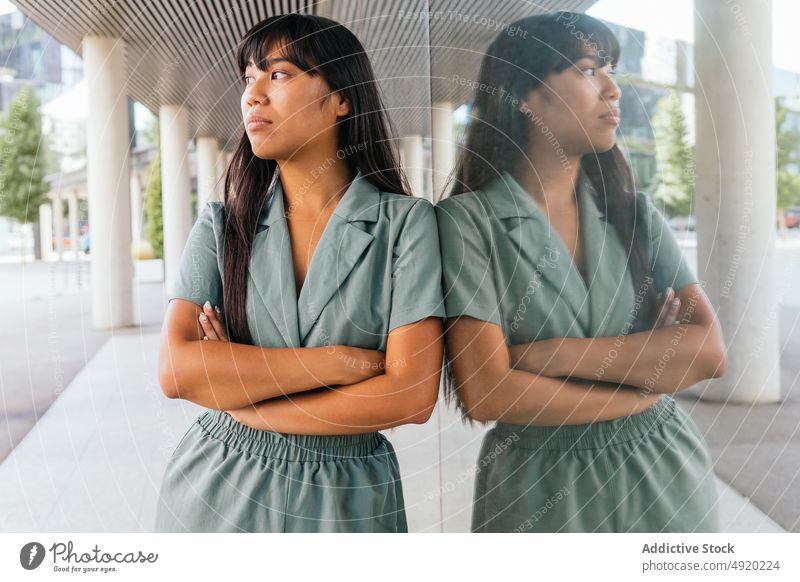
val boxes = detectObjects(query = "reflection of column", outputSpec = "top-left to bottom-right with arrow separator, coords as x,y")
694,0 -> 779,403
216,149 -> 227,200
432,102 -> 455,200
130,172 -> 143,243
401,135 -> 425,199
68,191 -> 80,261
84,36 -> 133,329
196,137 -> 220,210
160,104 -> 192,298
39,202 -> 53,261
53,192 -> 64,261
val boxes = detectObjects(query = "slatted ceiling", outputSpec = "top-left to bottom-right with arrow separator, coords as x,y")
429,0 -> 597,103
13,0 -> 598,143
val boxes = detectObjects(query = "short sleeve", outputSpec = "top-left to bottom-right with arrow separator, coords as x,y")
388,198 -> 446,332
435,196 -> 503,326
639,192 -> 698,293
168,201 -> 224,308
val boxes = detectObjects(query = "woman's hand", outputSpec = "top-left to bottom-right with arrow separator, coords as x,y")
198,300 -> 229,341
654,287 -> 681,328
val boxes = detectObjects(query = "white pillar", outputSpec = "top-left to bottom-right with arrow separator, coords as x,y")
694,0 -> 780,403
432,102 -> 455,200
160,104 -> 192,298
39,202 -> 53,261
130,172 -> 143,243
401,134 -> 425,199
68,191 -> 80,261
216,149 -> 228,200
196,136 -> 220,210
84,36 -> 134,329
53,193 -> 64,261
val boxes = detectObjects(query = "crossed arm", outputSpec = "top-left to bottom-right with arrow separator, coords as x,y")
444,285 -> 727,425
507,284 -> 728,394
157,298 -> 443,434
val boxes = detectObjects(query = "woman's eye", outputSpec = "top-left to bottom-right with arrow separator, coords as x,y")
582,67 -> 597,76
271,70 -> 289,80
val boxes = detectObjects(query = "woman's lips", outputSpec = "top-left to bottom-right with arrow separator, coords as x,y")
599,108 -> 620,125
246,115 -> 273,129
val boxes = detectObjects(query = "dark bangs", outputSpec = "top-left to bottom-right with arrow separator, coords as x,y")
235,16 -> 323,83
550,11 -> 620,73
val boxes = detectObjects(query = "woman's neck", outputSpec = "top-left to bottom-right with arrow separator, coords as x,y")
512,144 -> 582,212
276,157 -> 354,220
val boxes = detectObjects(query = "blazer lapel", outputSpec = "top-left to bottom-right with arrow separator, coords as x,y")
576,172 -> 635,336
249,172 -> 301,347
489,172 -> 591,333
297,171 -> 378,343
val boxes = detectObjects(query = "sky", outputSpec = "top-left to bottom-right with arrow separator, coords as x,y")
588,0 -> 800,73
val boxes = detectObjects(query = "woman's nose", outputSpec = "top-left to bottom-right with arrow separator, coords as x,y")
604,74 -> 621,101
245,79 -> 268,107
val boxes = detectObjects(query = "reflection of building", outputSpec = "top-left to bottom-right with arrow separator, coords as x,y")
600,20 -> 800,195
0,10 -> 84,258
0,10 -> 82,110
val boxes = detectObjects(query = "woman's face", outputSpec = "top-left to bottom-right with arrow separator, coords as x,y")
241,43 -> 349,161
521,51 -> 621,156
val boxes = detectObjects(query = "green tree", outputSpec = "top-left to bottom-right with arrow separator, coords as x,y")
0,86 -> 50,260
144,122 -> 163,258
652,90 -> 695,217
775,97 -> 800,232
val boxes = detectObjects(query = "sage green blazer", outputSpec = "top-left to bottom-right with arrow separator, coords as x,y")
435,169 -> 697,342
171,170 -> 445,351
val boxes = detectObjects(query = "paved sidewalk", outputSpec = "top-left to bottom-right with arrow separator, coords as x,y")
0,333 -> 786,533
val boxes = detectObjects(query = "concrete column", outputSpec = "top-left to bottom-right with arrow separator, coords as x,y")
68,191 -> 80,261
401,134 -> 425,199
216,149 -> 228,200
196,136 -> 220,210
84,36 -> 134,329
130,172 -> 143,243
39,202 -> 52,261
694,0 -> 780,402
160,104 -> 192,298
53,192 -> 64,261
432,102 -> 455,200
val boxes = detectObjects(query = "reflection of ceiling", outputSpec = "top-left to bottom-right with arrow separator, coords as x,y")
13,0 -> 596,144
429,0 -> 597,104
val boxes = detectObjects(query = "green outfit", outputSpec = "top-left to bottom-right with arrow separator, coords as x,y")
436,169 -> 720,532
154,170 -> 444,533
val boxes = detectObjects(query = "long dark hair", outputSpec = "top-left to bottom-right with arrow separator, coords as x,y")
442,12 -> 658,417
222,13 -> 410,344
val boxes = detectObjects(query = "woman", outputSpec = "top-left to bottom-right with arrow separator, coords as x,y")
436,12 -> 727,533
154,14 -> 444,533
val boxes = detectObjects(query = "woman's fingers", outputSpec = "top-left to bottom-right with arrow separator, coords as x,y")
199,310 -> 219,340
201,300 -> 229,341
654,288 -> 674,327
662,297 -> 682,326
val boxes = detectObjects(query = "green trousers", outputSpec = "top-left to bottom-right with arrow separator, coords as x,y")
154,410 -> 408,532
471,396 -> 720,532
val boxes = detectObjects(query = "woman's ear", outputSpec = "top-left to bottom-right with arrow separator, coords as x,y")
335,92 -> 350,118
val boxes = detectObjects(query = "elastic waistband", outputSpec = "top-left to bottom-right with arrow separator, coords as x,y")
493,395 -> 677,451
195,409 -> 386,462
